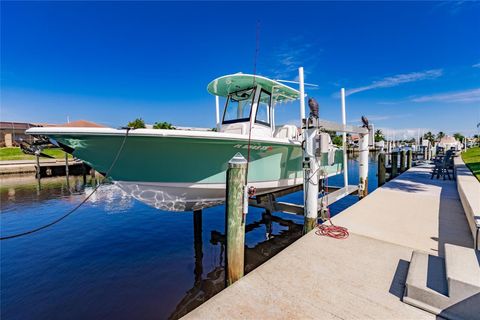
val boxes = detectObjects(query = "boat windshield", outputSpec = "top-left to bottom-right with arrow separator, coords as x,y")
223,88 -> 255,124
255,89 -> 271,126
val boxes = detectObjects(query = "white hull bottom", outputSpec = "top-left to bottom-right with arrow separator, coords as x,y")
116,178 -> 302,212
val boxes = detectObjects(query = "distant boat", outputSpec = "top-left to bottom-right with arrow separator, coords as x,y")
27,73 -> 344,211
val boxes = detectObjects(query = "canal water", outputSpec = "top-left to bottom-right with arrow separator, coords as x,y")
1,154 -> 378,320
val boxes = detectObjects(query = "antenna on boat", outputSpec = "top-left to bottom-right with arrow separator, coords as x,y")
246,20 -> 261,183
252,20 -> 260,86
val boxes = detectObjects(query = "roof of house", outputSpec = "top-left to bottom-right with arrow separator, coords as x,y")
439,136 -> 458,144
349,134 -> 360,141
46,120 -> 107,128
0,121 -> 38,130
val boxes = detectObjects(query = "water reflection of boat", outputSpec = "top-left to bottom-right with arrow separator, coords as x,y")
27,74 -> 344,212
168,211 -> 302,319
85,184 -> 133,213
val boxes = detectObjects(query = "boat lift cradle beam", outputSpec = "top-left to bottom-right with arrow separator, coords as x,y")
311,119 -> 368,135
248,184 -> 359,216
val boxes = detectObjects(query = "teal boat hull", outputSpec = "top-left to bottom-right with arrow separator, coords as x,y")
27,128 -> 344,211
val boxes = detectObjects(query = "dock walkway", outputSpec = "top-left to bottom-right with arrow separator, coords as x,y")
183,165 -> 474,319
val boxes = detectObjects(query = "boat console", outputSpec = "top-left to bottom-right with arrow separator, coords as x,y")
207,73 -> 302,140
219,85 -> 273,137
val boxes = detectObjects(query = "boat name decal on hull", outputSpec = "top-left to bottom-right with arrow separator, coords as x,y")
233,144 -> 273,151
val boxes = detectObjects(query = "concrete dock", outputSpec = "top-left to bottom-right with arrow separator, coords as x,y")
183,165 -> 477,319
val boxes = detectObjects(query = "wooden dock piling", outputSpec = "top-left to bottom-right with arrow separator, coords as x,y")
406,150 -> 412,169
65,152 -> 70,190
35,153 -> 40,179
225,153 -> 248,286
378,153 -> 386,187
65,153 -> 69,177
391,152 -> 398,178
400,150 -> 406,173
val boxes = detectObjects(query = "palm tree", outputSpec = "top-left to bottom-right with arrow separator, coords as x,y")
437,131 -> 445,141
453,132 -> 464,142
374,129 -> 384,142
423,131 -> 435,144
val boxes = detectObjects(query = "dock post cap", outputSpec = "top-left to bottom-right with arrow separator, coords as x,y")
229,153 -> 247,165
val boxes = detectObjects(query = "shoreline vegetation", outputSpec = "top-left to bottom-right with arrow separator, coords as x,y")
461,147 -> 480,181
0,147 -> 72,161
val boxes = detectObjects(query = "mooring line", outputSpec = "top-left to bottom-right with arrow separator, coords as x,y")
0,128 -> 131,240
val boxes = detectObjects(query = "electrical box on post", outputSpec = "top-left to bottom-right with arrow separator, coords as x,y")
315,133 -> 330,157
315,132 -> 336,166
302,157 -> 311,169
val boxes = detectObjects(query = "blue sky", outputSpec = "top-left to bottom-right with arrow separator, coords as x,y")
1,1 -> 479,137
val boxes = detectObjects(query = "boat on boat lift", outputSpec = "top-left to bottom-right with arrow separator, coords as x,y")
26,71 -> 345,211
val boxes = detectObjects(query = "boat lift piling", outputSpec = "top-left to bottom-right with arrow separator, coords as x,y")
299,67 -> 306,120
303,120 -> 320,233
358,132 -> 369,199
341,88 -> 349,189
300,67 -> 319,233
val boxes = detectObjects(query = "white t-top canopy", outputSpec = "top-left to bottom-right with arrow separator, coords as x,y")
207,73 -> 300,103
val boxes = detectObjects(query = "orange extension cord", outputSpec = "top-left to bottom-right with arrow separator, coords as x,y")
315,174 -> 349,239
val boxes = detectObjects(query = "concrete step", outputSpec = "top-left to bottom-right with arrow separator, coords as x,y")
404,248 -> 480,319
403,251 -> 450,314
445,243 -> 480,301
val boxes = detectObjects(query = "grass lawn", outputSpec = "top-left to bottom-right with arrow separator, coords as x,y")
0,147 -> 72,161
462,147 -> 480,181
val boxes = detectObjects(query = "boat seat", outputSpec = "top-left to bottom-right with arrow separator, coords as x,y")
221,123 -> 248,135
274,125 -> 298,140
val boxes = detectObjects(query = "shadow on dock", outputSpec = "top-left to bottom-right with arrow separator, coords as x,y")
380,167 -> 472,256
388,259 -> 410,299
